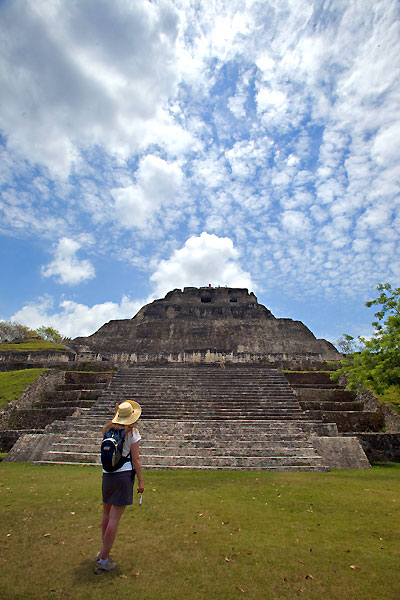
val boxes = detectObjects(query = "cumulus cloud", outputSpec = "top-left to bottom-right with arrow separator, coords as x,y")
11,295 -> 143,338
41,237 -> 95,285
111,155 -> 183,229
150,232 -> 254,297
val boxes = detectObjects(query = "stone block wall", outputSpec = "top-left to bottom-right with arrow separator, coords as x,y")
7,408 -> 75,429
0,429 -> 43,452
74,350 -> 340,371
0,349 -> 76,365
65,371 -> 113,385
357,433 -> 400,463
304,410 -> 385,433
356,388 -> 400,433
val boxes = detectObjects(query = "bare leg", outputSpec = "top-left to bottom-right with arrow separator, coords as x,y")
100,504 -> 126,560
101,503 -> 111,544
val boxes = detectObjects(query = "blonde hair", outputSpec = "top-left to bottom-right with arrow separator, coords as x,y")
102,420 -> 140,436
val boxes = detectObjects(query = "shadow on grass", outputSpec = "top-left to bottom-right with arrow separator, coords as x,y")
73,558 -> 122,584
370,461 -> 400,468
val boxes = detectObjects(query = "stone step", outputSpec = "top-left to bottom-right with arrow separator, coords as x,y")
88,406 -> 305,414
64,372 -> 114,384
60,416 -> 319,428
14,365 -> 362,471
34,460 -> 329,471
284,372 -> 334,385
105,393 -> 298,400
295,389 -> 357,401
139,375 -> 292,380
104,381 -> 295,387
91,400 -> 302,408
50,437 -> 315,450
48,426 -> 313,441
42,390 -> 103,402
105,386 -> 297,393
141,455 -> 324,468
48,443 -> 318,458
289,383 -> 340,389
111,373 -> 288,377
57,383 -> 107,391
76,415 -> 308,423
93,401 -> 301,409
42,451 -> 325,468
37,400 -> 97,409
47,420 -> 319,437
299,401 -> 364,411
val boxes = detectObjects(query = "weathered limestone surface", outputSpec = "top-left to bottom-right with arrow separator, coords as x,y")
6,364 -> 367,470
0,349 -> 76,366
3,433 -> 60,463
72,287 -> 340,363
357,433 -> 400,463
311,436 -> 370,469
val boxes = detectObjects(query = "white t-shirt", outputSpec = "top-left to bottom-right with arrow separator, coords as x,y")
102,428 -> 142,474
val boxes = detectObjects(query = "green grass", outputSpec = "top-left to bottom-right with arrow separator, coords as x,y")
0,464 -> 399,600
0,338 -> 69,352
0,368 -> 47,409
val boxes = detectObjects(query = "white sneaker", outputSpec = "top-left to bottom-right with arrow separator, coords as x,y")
94,558 -> 117,574
96,551 -> 113,561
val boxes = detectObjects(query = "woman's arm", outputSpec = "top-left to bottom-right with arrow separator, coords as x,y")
131,440 -> 144,493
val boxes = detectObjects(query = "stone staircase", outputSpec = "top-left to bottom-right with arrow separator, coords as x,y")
17,365 -> 336,470
7,365 -> 370,470
285,372 -> 385,433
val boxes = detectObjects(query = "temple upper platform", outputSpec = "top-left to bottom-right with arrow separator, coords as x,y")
72,287 -> 340,367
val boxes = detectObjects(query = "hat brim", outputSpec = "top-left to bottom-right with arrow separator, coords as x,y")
112,401 -> 142,425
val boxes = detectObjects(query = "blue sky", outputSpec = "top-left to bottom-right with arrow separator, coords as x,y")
0,0 -> 399,345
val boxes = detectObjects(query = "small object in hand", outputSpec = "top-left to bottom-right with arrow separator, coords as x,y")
139,494 -> 143,506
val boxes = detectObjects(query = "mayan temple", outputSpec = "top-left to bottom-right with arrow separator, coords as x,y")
72,286 -> 340,366
5,287 -> 383,471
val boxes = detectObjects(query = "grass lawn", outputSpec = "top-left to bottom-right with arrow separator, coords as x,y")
0,368 -> 47,410
0,464 -> 399,600
0,338 -> 69,352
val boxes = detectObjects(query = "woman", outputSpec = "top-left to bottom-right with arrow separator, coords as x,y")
95,400 -> 144,574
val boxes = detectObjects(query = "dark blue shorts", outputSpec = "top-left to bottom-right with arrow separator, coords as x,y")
102,470 -> 134,506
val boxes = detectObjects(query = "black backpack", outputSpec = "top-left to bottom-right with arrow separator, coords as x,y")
101,427 -> 131,472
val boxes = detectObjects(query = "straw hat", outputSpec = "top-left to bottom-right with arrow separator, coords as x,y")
112,401 -> 142,425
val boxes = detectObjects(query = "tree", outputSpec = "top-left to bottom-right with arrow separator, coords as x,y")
334,283 -> 400,393
0,322 -> 63,344
0,321 -> 38,343
35,326 -> 63,344
335,334 -> 364,354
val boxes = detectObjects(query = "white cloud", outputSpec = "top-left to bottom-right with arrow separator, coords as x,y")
0,0 -> 182,177
281,210 -> 311,235
256,54 -> 275,73
41,237 -> 95,285
256,88 -> 286,113
371,123 -> 400,166
150,232 -> 254,298
11,295 -> 143,338
111,155 -> 183,229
